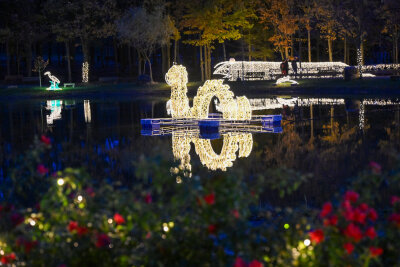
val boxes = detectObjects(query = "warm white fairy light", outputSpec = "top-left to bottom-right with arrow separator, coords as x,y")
357,48 -> 363,78
44,71 -> 62,90
77,195 -> 83,202
165,65 -> 252,120
84,100 -> 91,123
172,131 -> 253,172
304,239 -> 311,246
82,62 -> 89,83
214,61 -> 349,81
57,178 -> 64,186
46,100 -> 63,125
275,76 -> 299,85
359,102 -> 365,130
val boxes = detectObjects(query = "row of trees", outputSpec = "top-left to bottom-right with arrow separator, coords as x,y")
0,0 -> 399,82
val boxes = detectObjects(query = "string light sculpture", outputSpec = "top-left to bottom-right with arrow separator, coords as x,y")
359,102 -> 365,130
84,100 -> 91,123
171,131 -> 253,172
214,61 -> 349,81
275,76 -> 299,85
82,62 -> 89,83
165,65 -> 252,120
44,71 -> 61,90
46,100 -> 63,125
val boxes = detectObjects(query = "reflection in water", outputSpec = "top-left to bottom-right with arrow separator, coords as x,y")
46,100 -> 63,125
84,100 -> 91,123
172,131 -> 253,172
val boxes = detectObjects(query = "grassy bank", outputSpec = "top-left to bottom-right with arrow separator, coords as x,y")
0,77 -> 399,100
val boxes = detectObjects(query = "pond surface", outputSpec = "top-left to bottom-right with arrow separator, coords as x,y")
1,94 -> 400,206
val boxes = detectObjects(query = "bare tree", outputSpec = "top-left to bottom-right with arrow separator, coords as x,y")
117,5 -> 174,82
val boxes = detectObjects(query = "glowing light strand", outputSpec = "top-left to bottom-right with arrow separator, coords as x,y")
82,62 -> 89,83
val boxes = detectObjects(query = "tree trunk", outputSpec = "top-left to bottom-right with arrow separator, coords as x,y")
167,40 -> 171,68
6,39 -> 10,75
307,29 -> 311,62
200,45 -> 204,82
146,56 -> 153,82
344,35 -> 347,64
39,69 -> 41,88
65,41 -> 72,82
248,43 -> 252,61
128,45 -> 133,76
328,38 -> 333,62
285,47 -> 289,59
161,45 -> 167,75
26,42 -> 32,77
223,42 -> 227,61
208,44 -> 212,79
317,37 -> 320,62
16,42 -> 20,75
48,42 -> 52,64
360,40 -> 364,65
113,38 -> 119,75
174,39 -> 179,63
280,46 -> 284,60
394,30 -> 399,64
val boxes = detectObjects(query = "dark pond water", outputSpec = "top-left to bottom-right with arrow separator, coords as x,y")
1,95 -> 400,206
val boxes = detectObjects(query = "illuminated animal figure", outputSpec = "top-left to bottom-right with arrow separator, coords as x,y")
165,64 -> 253,171
44,71 -> 61,90
165,65 -> 251,120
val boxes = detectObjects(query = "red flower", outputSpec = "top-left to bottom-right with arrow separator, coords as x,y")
68,221 -> 78,232
113,213 -> 125,225
249,260 -> 264,267
309,229 -> 324,244
391,196 -> 400,205
77,226 -> 89,236
233,257 -> 247,267
365,226 -> 377,239
344,223 -> 363,242
24,240 -> 38,253
344,191 -> 359,203
358,203 -> 369,212
369,161 -> 382,174
367,208 -> 378,221
144,193 -> 152,204
37,164 -> 49,175
204,193 -> 215,205
389,213 -> 400,226
320,202 -> 332,218
1,253 -> 16,264
369,247 -> 383,257
40,135 -> 51,145
324,215 -> 338,226
10,213 -> 24,226
85,187 -> 95,197
232,209 -> 240,219
353,208 -> 367,224
208,224 -> 217,234
343,243 -> 354,254
95,233 -> 111,248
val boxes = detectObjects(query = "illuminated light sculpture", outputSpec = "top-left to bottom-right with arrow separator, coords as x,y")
275,76 -> 299,85
359,102 -> 365,130
165,65 -> 251,120
84,100 -> 91,123
44,72 -> 61,90
46,100 -> 63,125
214,61 -> 349,81
82,62 -> 89,83
357,48 -> 363,78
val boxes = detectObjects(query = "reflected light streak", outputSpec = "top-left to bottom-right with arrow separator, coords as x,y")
84,100 -> 91,123
46,100 -> 63,125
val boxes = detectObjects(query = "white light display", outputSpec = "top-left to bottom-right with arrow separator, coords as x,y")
172,131 -> 253,172
44,71 -> 62,90
275,76 -> 299,85
213,61 -> 349,81
84,100 -> 91,123
46,100 -> 63,125
359,102 -> 365,130
82,62 -> 89,83
357,48 -> 363,78
165,65 -> 251,120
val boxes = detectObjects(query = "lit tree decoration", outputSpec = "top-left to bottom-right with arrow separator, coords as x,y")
359,102 -> 365,130
32,56 -> 49,88
165,65 -> 252,120
357,48 -> 363,78
82,62 -> 89,83
44,71 -> 61,90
